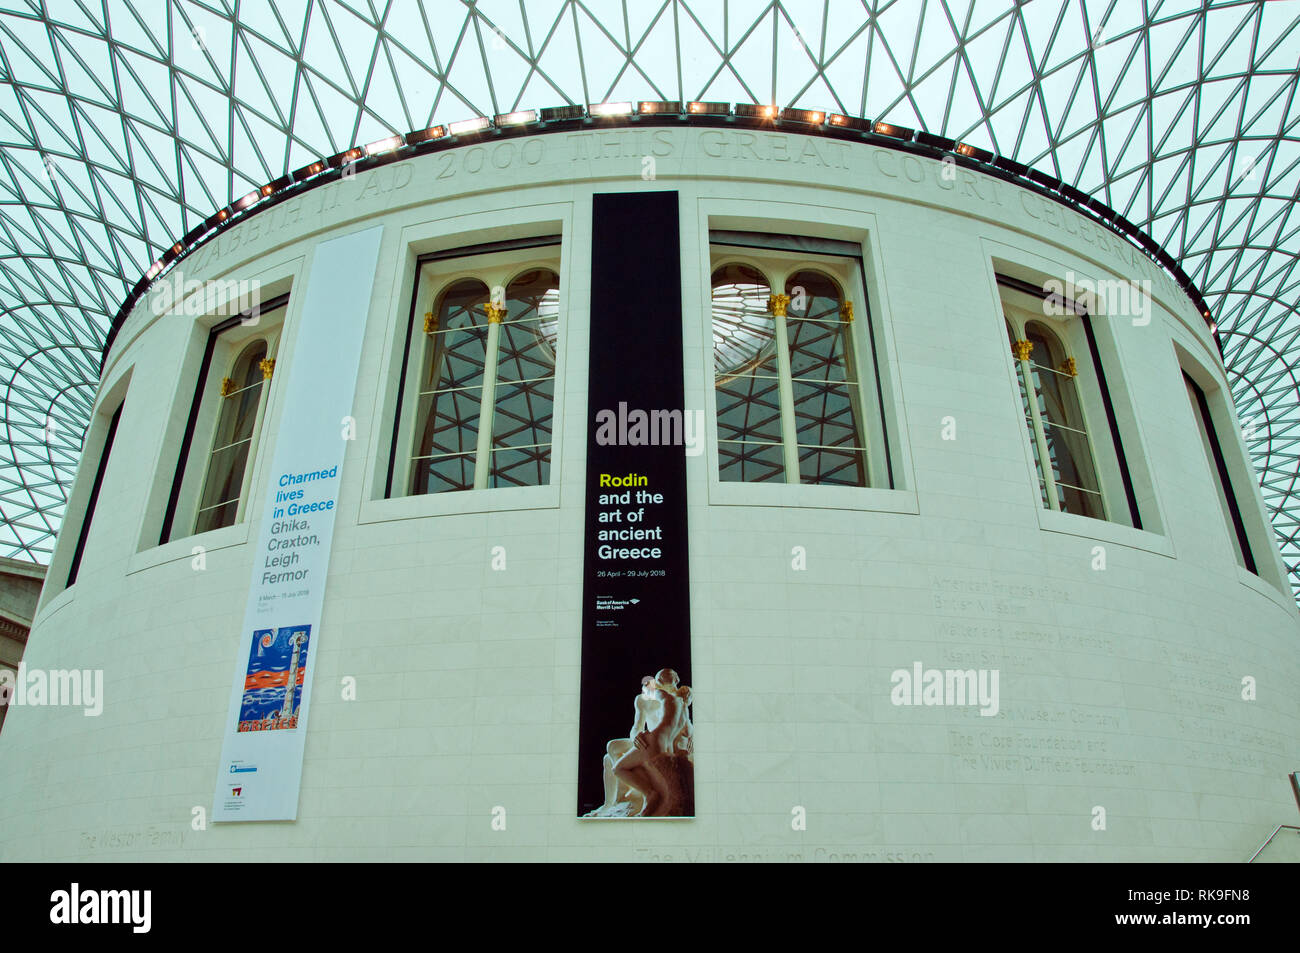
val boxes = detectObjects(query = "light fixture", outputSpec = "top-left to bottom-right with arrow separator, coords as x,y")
639,101 -> 684,114
448,117 -> 490,135
827,113 -> 871,131
292,161 -> 326,182
494,110 -> 537,126
993,155 -> 1029,176
780,107 -> 825,125
686,101 -> 728,115
1027,169 -> 1057,190
873,121 -> 913,140
915,131 -> 956,150
735,103 -> 777,120
955,141 -> 994,163
202,207 -> 230,231
364,135 -> 403,156
588,101 -> 633,117
325,148 -> 362,169
539,104 -> 585,122
405,125 -> 446,145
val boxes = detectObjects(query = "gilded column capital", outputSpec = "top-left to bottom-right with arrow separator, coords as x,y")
1059,357 -> 1077,377
1011,339 -> 1034,361
259,358 -> 275,380
423,311 -> 438,333
220,377 -> 235,397
485,301 -> 508,323
767,293 -> 790,317
839,299 -> 854,322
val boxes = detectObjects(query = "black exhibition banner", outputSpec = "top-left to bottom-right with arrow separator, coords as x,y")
578,191 -> 694,818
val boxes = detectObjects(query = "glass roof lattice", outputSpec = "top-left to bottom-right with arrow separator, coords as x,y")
1,1 -> 1299,599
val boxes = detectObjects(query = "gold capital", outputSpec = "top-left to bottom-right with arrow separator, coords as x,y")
259,358 -> 275,380
423,310 -> 438,333
485,301 -> 507,323
767,293 -> 790,317
1059,357 -> 1077,377
1011,339 -> 1033,361
840,300 -> 854,323
220,377 -> 235,397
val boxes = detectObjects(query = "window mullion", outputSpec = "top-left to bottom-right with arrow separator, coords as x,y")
1017,344 -> 1060,510
233,372 -> 272,526
771,294 -> 801,483
473,304 -> 505,489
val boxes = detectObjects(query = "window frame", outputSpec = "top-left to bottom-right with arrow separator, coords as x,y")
65,400 -> 124,587
1005,315 -> 1106,519
999,275 -> 1142,529
706,240 -> 891,489
191,336 -> 276,535
385,237 -> 562,499
1171,337 -> 1290,598
1183,370 -> 1256,573
159,294 -> 288,544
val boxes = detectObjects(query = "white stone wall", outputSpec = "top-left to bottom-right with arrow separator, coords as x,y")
1,127 -> 1296,862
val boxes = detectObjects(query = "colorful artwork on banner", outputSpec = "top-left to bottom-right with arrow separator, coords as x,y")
237,625 -> 311,732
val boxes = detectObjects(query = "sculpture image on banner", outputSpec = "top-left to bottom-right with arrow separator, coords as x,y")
584,668 -> 693,818
237,624 -> 311,732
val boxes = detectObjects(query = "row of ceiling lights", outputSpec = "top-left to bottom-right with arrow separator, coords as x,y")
124,100 -> 1215,358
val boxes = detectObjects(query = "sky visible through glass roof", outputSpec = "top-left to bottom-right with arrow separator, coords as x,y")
1,0 -> 1298,596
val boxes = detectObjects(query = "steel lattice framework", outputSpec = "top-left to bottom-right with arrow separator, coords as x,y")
0,0 -> 1298,595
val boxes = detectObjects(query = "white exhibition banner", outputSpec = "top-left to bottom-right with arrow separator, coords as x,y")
212,225 -> 383,821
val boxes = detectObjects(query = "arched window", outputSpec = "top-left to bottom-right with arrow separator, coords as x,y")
785,270 -> 867,486
711,264 -> 782,482
1008,319 -> 1103,519
710,260 -> 869,486
490,269 -> 559,487
158,295 -> 287,545
410,279 -> 489,494
195,339 -> 270,533
405,262 -> 561,495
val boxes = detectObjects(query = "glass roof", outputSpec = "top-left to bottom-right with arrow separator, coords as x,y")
1,1 -> 1299,596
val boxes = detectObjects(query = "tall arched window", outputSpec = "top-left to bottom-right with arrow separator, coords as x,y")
158,295 -> 287,545
1008,319 -> 1103,519
711,260 -> 869,486
711,263 -> 782,482
402,255 -> 561,496
785,270 -> 867,486
490,269 -> 559,487
195,339 -> 270,533
410,279 -> 489,494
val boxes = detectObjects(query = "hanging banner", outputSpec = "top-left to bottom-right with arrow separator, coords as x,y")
212,225 -> 383,822
578,192 -> 694,818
